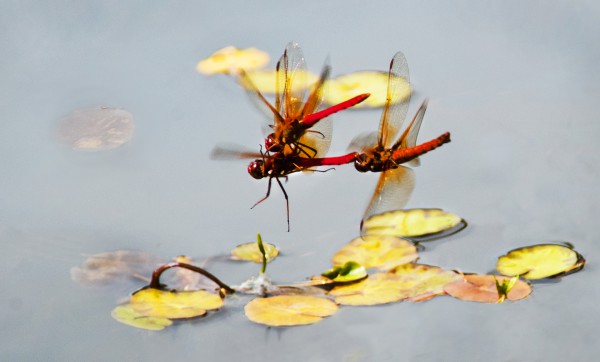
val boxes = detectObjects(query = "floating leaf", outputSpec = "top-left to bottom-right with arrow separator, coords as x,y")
362,209 -> 466,239
244,295 -> 338,327
111,304 -> 172,331
444,274 -> 532,303
196,46 -> 269,75
231,241 -> 279,264
328,273 -> 407,306
389,263 -> 462,302
496,244 -> 585,280
130,288 -> 223,319
323,71 -> 410,108
321,261 -> 368,283
243,69 -> 319,94
332,235 -> 418,271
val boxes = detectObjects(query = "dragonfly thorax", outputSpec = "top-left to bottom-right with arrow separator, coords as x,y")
354,151 -> 396,173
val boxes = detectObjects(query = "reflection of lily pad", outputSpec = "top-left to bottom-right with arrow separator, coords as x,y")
444,274 -> 532,303
244,295 -> 338,327
131,288 -> 223,319
196,46 -> 269,75
111,304 -> 172,331
496,244 -> 585,280
332,235 -> 418,271
243,69 -> 319,94
389,264 -> 462,302
321,261 -> 367,283
323,71 -> 410,108
362,209 -> 465,239
231,241 -> 279,263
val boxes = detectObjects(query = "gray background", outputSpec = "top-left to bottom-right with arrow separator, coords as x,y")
1,1 -> 599,361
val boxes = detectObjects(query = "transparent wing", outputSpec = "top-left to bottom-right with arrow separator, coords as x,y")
348,131 -> 379,153
210,144 -> 263,160
237,69 -> 285,126
299,60 -> 330,120
378,52 -> 411,148
393,99 -> 428,167
281,42 -> 308,119
296,113 -> 332,159
361,166 -> 415,233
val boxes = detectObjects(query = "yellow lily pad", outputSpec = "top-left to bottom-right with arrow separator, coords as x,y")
362,209 -> 465,239
323,71 -> 410,108
130,288 -> 224,319
243,69 -> 319,94
496,244 -> 586,280
444,274 -> 532,303
328,273 -> 407,306
196,46 -> 269,75
389,263 -> 462,302
244,295 -> 338,327
111,304 -> 172,331
231,241 -> 279,263
332,235 -> 418,271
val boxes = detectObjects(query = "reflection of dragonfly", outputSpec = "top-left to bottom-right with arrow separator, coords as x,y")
238,42 -> 369,158
345,52 -> 451,231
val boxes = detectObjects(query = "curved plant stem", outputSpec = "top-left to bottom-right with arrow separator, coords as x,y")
257,233 -> 267,274
149,262 -> 235,294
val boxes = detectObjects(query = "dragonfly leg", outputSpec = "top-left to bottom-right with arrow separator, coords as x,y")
274,176 -> 290,232
251,176 -> 272,209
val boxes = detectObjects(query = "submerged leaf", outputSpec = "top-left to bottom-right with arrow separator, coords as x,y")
231,241 -> 279,264
71,250 -> 162,286
111,304 -> 172,331
444,274 -> 532,303
130,288 -> 223,319
362,209 -> 465,239
196,46 -> 269,75
496,244 -> 585,280
244,295 -> 338,327
389,264 -> 462,302
323,71 -> 410,108
332,235 -> 418,271
321,261 -> 368,283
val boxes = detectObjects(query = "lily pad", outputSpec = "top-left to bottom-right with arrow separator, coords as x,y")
244,295 -> 338,327
323,71 -> 410,108
111,304 -> 172,331
362,209 -> 466,239
444,274 -> 532,303
496,243 -> 585,280
231,241 -> 279,263
328,273 -> 408,306
130,288 -> 223,319
243,69 -> 319,94
332,235 -> 418,271
196,46 -> 269,75
389,264 -> 462,302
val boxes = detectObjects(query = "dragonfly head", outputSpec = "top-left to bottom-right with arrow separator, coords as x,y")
248,159 -> 267,179
264,133 -> 283,153
354,153 -> 372,173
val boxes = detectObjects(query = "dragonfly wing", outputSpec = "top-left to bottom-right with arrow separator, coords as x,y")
297,113 -> 332,159
348,131 -> 379,152
238,70 -> 285,126
378,52 -> 411,148
210,144 -> 262,160
281,42 -> 309,119
361,166 -> 415,232
300,61 -> 330,120
394,99 -> 428,167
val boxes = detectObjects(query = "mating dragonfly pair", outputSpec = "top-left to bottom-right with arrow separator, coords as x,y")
212,42 -> 450,231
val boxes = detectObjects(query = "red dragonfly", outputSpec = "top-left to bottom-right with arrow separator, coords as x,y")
238,42 -> 369,158
213,42 -> 369,230
345,52 -> 451,231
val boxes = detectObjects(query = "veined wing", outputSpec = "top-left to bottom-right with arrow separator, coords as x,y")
279,42 -> 309,120
238,69 -> 285,126
393,99 -> 428,167
377,52 -> 411,149
361,166 -> 415,233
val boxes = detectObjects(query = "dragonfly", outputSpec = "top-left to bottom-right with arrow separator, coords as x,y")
238,41 -> 369,159
346,52 -> 451,232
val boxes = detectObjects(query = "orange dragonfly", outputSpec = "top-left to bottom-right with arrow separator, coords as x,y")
347,52 -> 451,231
238,42 -> 369,159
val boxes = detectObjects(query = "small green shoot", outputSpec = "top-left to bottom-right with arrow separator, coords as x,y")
494,275 -> 519,303
257,233 -> 267,274
322,261 -> 367,283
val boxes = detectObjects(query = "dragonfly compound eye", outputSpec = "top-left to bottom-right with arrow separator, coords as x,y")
354,154 -> 371,173
248,160 -> 266,179
264,134 -> 282,153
